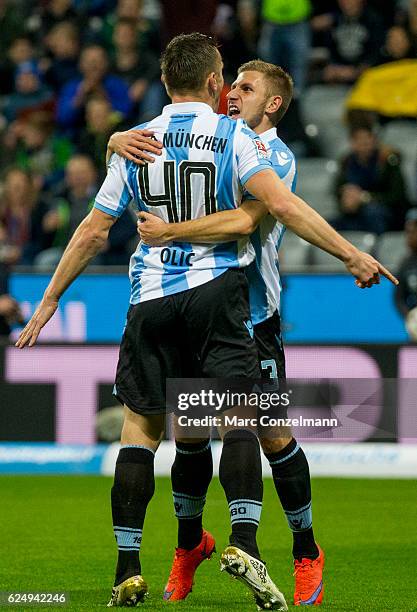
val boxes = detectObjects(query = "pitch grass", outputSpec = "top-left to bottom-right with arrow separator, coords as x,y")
1,477 -> 416,611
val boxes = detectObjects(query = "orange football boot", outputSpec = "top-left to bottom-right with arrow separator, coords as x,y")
163,530 -> 216,601
293,545 -> 324,606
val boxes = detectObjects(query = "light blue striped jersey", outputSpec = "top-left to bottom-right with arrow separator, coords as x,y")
94,102 -> 271,303
245,128 -> 297,325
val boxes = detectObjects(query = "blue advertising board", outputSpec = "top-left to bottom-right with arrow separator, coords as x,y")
10,273 -> 408,343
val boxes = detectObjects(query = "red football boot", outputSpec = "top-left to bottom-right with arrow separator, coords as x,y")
294,545 -> 325,606
163,530 -> 216,601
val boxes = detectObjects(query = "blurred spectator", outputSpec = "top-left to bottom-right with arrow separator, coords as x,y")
396,0 -> 417,37
8,36 -> 36,66
37,155 -> 136,267
0,167 -> 49,265
56,45 -> 133,131
378,25 -> 416,63
314,0 -> 385,84
26,0 -> 81,46
212,3 -> 255,80
159,0 -> 243,69
410,0 -> 417,36
395,208 -> 417,337
0,263 -> 24,338
332,126 -> 410,234
0,36 -> 35,96
1,112 -> 73,194
255,0 -> 312,153
160,0 -> 218,43
42,22 -> 80,92
2,61 -> 55,124
72,0 -> 117,17
258,0 -> 312,94
368,0 -> 398,30
77,96 -> 123,180
236,1 -> 258,54
0,0 -> 25,57
111,17 -> 163,122
93,0 -> 160,57
39,155 -> 99,263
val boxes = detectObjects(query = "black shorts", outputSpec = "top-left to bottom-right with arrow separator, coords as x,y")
254,310 -> 286,380
114,269 -> 260,414
254,311 -> 289,432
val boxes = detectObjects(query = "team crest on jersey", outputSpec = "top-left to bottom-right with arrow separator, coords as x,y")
255,139 -> 268,159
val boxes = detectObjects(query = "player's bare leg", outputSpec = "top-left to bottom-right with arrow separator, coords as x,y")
108,408 -> 165,607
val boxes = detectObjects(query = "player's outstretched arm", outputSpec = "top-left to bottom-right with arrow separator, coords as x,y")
15,209 -> 115,348
245,169 -> 399,288
137,200 -> 268,245
107,130 -> 163,166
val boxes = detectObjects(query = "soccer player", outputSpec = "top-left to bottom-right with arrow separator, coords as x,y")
108,59 -> 394,607
16,35 -> 396,610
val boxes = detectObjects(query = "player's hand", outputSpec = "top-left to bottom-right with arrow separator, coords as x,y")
137,212 -> 169,246
15,296 -> 59,348
344,250 -> 399,288
108,130 -> 163,165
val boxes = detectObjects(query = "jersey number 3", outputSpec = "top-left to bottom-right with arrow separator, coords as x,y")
138,161 -> 216,223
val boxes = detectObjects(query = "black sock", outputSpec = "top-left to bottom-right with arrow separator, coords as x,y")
219,429 -> 263,560
171,439 -> 213,550
265,438 -> 319,561
111,445 -> 155,585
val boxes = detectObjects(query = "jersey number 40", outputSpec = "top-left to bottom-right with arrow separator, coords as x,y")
137,160 -> 217,223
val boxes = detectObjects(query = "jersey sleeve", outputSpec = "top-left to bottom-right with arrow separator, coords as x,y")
291,159 -> 298,193
235,122 -> 272,187
94,153 -> 134,218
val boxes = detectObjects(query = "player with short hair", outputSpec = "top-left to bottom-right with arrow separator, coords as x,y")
109,58 -> 396,607
110,60 -> 320,606
17,34 -> 396,610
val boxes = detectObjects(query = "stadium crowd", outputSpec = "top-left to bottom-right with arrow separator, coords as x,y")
0,0 -> 416,274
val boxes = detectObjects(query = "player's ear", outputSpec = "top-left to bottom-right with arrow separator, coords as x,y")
207,72 -> 219,96
161,73 -> 170,96
266,95 -> 282,115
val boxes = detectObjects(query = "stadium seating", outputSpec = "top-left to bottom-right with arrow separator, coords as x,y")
300,85 -> 351,158
341,231 -> 377,253
280,231 -> 311,270
381,120 -> 417,162
296,158 -> 339,219
310,231 -> 377,271
375,232 -> 408,271
283,230 -> 408,274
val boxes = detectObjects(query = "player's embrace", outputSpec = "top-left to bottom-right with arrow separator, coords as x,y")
16,33 -> 398,610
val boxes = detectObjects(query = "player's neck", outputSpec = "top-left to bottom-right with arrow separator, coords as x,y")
170,93 -> 216,111
254,117 -> 275,136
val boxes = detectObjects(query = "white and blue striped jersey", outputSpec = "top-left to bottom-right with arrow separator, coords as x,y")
245,128 -> 297,325
94,102 -> 271,303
